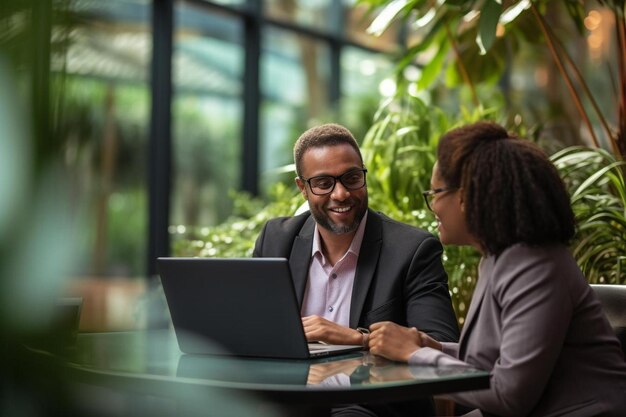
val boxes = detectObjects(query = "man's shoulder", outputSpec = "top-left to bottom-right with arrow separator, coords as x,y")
263,211 -> 311,233
254,212 -> 312,257
373,211 -> 433,240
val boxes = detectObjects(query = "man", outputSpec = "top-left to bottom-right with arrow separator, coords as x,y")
254,123 -> 458,344
253,123 -> 458,416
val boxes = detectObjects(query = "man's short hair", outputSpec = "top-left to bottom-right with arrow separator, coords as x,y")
293,123 -> 363,177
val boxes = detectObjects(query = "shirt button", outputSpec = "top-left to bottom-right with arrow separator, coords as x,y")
331,273 -> 337,279
328,306 -> 334,312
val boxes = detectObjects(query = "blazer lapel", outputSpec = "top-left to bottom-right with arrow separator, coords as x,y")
349,210 -> 382,328
458,256 -> 492,357
290,216 -> 315,307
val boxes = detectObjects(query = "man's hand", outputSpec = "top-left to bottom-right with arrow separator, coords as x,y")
368,365 -> 415,383
302,315 -> 363,345
307,358 -> 363,385
368,321 -> 441,362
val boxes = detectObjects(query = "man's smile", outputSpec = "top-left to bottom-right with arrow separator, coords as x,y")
329,206 -> 352,213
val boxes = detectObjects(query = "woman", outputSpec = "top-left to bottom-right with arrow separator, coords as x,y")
368,122 -> 626,416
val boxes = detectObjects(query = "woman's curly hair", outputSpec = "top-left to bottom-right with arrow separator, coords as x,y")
437,122 -> 575,256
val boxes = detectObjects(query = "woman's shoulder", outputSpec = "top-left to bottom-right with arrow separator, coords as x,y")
488,244 -> 583,288
495,243 -> 574,265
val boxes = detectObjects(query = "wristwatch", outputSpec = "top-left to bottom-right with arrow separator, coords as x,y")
356,327 -> 370,347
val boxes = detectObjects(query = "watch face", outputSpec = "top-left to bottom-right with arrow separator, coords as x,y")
356,327 -> 370,335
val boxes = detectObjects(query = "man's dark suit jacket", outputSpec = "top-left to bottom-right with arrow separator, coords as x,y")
253,209 -> 459,342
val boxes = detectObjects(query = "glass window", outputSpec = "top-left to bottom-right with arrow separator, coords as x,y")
260,28 -> 331,193
264,0 -> 338,32
341,47 -> 394,98
50,0 -> 151,331
340,46 -> 394,139
204,0 -> 248,7
172,2 -> 244,227
57,0 -> 150,280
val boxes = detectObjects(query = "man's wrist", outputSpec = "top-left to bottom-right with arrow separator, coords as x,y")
356,327 -> 370,347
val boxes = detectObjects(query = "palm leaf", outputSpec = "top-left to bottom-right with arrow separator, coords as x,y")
554,147 -> 626,283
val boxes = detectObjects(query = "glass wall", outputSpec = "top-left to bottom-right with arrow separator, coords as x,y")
264,0 -> 338,32
59,1 -> 150,279
172,2 -> 243,228
259,28 -> 331,191
340,46 -> 395,136
50,0 -> 151,330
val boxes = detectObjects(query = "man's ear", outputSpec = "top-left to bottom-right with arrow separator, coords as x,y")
458,188 -> 465,212
295,177 -> 308,199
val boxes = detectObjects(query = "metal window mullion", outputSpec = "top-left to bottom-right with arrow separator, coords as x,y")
241,1 -> 261,195
147,0 -> 174,277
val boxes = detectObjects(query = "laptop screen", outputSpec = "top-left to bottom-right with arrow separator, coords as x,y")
158,257 -> 362,359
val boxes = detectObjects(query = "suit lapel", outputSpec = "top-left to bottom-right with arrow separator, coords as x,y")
290,216 -> 315,307
458,256 -> 492,358
349,210 -> 382,328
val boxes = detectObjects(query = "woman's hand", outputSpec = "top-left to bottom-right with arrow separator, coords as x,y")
368,321 -> 442,362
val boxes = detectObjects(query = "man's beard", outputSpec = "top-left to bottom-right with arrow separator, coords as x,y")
309,196 -> 368,235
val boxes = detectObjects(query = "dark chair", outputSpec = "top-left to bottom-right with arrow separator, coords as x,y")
590,284 -> 626,357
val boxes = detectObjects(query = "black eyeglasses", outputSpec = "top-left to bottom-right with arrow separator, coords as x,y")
300,169 -> 368,196
422,188 -> 457,211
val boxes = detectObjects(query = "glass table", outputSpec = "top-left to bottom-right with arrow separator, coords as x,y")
64,330 -> 489,416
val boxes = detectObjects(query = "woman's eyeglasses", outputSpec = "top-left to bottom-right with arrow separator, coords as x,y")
422,188 -> 457,211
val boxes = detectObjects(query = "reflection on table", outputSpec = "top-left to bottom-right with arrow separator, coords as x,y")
176,351 -> 481,388
65,330 -> 489,416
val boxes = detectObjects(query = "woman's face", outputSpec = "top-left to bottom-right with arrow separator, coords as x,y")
430,163 -> 476,248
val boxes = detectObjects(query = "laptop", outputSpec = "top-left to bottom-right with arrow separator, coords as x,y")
157,257 -> 363,359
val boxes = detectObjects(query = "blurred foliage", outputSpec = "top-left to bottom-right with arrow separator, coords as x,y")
1,2 -> 85,416
106,190 -> 146,275
357,0 -> 626,158
346,0 -> 626,320
552,147 -> 626,283
56,77 -> 149,277
363,95 -> 499,212
172,184 -> 304,258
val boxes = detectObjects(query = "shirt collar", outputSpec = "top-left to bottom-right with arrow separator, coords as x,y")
312,211 -> 369,264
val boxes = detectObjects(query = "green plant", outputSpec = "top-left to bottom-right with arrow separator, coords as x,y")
171,184 -> 303,258
361,96 -> 496,325
358,0 -> 626,159
552,146 -> 626,283
363,95 -> 498,212
353,0 -> 626,322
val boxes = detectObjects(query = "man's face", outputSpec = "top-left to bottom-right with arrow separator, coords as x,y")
296,144 -> 368,235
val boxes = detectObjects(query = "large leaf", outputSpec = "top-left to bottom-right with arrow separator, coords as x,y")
396,15 -> 448,72
418,40 -> 451,90
500,0 -> 530,24
366,0 -> 413,36
445,27 -> 506,87
476,0 -> 502,55
552,146 -> 626,283
572,161 -> 626,199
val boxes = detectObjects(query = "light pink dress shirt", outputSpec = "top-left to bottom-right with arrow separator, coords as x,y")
300,212 -> 368,327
